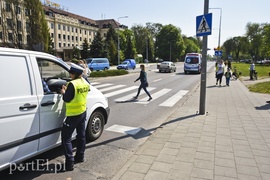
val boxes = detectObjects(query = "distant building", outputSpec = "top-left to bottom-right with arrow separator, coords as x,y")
0,0 -> 128,60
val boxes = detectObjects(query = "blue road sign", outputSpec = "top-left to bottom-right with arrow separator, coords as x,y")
196,13 -> 212,36
215,50 -> 222,56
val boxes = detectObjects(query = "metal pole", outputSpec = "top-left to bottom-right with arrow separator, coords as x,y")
199,0 -> 209,115
209,8 -> 222,58
117,16 -> 128,65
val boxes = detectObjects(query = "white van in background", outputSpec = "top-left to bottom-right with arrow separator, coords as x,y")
0,47 -> 110,171
184,53 -> 202,74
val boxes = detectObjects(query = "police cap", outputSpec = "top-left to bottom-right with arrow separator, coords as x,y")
68,63 -> 84,75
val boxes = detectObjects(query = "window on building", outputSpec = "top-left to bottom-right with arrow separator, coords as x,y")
72,36 -> 74,41
63,25 -> 65,31
72,27 -> 74,32
51,23 -> 54,29
68,44 -> 70,47
25,8 -> 30,16
17,21 -> 22,31
59,43 -> 61,48
51,33 -> 54,38
8,33 -> 13,41
27,35 -> 30,42
63,34 -> 66,40
16,6 -> 21,14
58,24 -> 61,30
7,19 -> 13,29
75,28 -> 77,33
0,17 -> 1,25
89,38 -> 91,43
6,3 -> 11,12
68,35 -> 70,40
18,34 -> 22,41
80,37 -> 82,41
67,26 -> 70,31
63,43 -> 66,47
80,29 -> 81,34
0,32 -> 2,39
58,34 -> 61,40
75,37 -> 78,42
72,44 -> 74,47
85,30 -> 87,35
26,22 -> 30,32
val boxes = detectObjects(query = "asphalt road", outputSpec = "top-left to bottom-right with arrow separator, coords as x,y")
1,62 -> 216,180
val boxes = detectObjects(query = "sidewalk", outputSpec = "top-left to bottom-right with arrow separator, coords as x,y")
112,69 -> 270,180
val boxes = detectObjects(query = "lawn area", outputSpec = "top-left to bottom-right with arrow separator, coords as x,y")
248,81 -> 270,94
231,62 -> 270,78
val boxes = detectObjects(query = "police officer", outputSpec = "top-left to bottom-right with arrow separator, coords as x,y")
60,63 -> 90,171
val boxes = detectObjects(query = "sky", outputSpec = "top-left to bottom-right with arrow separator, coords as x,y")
42,0 -> 270,55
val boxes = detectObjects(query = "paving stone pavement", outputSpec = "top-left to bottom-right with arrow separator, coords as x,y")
112,68 -> 270,180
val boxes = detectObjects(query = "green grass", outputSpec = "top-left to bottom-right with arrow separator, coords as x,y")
248,81 -> 270,94
231,62 -> 270,78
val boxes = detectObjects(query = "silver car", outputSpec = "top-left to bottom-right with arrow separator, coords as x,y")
159,61 -> 176,73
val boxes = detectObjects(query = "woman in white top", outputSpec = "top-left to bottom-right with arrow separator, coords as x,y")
216,60 -> 225,86
79,60 -> 91,84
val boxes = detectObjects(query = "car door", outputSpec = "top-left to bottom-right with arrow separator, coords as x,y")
0,53 -> 39,170
34,57 -> 70,151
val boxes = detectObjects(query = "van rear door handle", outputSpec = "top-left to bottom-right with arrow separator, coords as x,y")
41,101 -> 55,107
19,103 -> 37,110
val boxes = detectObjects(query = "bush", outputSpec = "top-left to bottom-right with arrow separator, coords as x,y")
231,63 -> 270,78
90,69 -> 128,77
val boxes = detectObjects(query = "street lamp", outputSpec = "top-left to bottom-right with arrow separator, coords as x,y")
117,16 -> 128,65
209,8 -> 222,51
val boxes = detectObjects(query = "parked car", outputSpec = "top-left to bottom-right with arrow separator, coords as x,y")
159,61 -> 176,73
117,59 -> 136,70
0,47 -> 110,171
85,58 -> 110,71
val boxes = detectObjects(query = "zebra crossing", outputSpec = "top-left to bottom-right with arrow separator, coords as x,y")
91,82 -> 188,107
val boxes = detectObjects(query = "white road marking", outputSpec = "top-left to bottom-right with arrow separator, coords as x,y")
100,85 -> 126,92
153,78 -> 162,82
94,83 -> 113,88
135,88 -> 171,105
104,86 -> 138,98
90,82 -> 100,85
159,90 -> 188,107
114,87 -> 156,102
106,124 -> 142,135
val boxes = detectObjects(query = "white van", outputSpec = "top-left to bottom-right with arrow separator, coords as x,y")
184,53 -> 202,74
0,47 -> 110,171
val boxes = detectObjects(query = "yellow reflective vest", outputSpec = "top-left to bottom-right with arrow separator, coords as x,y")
65,78 -> 90,116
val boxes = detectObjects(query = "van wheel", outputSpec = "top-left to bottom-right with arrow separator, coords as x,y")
90,68 -> 93,71
184,70 -> 187,74
86,110 -> 105,142
104,67 -> 108,71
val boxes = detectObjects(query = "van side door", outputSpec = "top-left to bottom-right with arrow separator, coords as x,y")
0,53 -> 39,169
33,57 -> 70,151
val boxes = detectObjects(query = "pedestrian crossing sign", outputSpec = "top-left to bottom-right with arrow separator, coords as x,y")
196,13 -> 212,36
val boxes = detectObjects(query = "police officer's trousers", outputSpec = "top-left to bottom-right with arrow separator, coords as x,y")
61,111 -> 86,163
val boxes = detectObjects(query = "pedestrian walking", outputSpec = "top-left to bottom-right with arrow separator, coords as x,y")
224,68 -> 232,86
79,59 -> 91,84
134,64 -> 152,101
60,63 -> 90,171
216,60 -> 225,86
250,61 -> 255,80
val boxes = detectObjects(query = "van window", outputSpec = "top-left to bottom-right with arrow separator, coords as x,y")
185,57 -> 199,64
37,59 -> 69,79
0,55 -> 32,98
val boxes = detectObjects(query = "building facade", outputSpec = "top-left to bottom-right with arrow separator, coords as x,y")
0,0 -> 125,61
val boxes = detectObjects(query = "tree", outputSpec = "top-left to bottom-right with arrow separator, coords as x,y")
73,46 -> 81,59
104,25 -> 118,64
89,31 -> 104,57
81,38 -> 89,59
245,22 -> 263,61
261,23 -> 270,59
24,0 -> 49,51
183,36 -> 200,57
156,24 -> 185,61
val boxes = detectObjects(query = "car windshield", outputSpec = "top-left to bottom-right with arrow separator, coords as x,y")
86,59 -> 92,64
185,57 -> 199,64
122,62 -> 128,64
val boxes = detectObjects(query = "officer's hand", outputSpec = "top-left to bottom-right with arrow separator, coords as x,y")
61,85 -> 66,94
